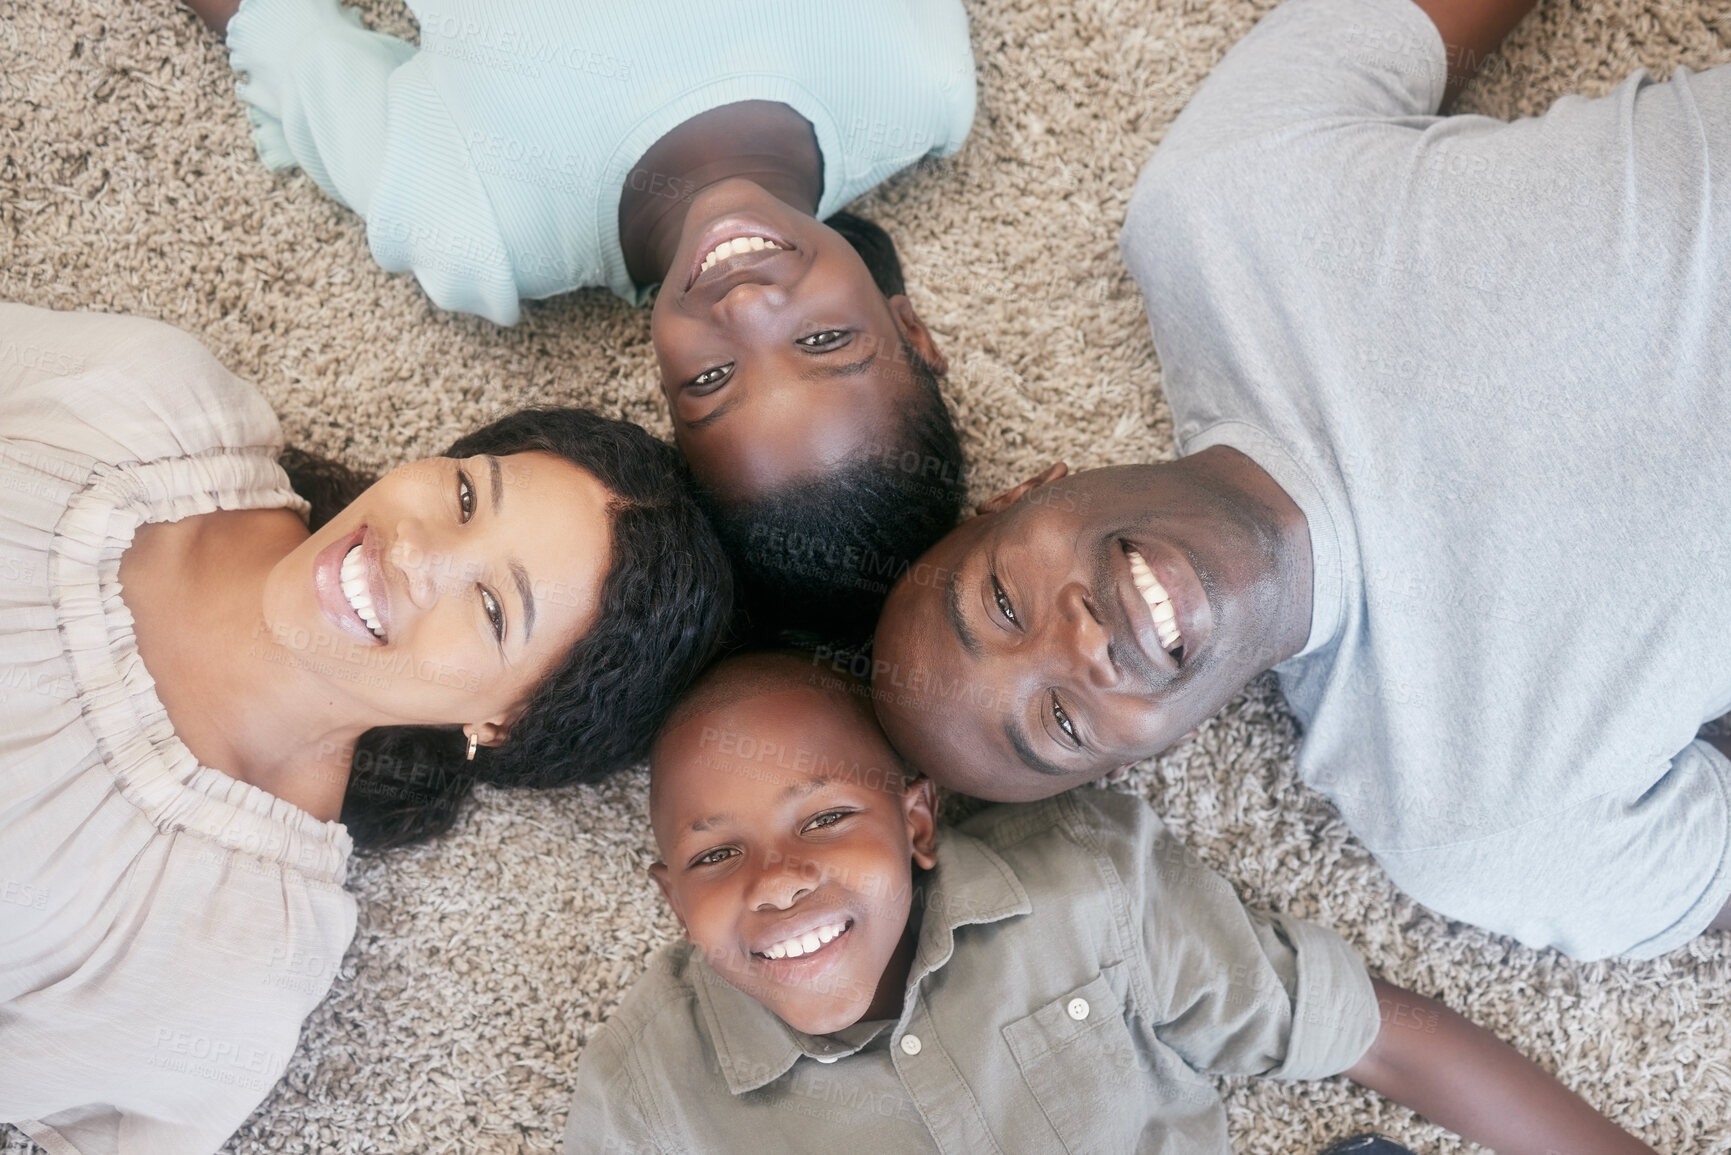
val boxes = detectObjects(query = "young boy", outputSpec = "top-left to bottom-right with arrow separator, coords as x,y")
565,652 -> 1657,1154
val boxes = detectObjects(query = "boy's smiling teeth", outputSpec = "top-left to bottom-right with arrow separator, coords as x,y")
758,920 -> 849,960
1125,546 -> 1183,657
698,235 -> 785,275
339,544 -> 384,640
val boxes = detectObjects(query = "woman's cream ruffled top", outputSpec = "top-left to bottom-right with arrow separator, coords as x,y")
0,304 -> 356,1155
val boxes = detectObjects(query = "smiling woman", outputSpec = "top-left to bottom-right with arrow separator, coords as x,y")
0,304 -> 732,1155
278,408 -> 737,849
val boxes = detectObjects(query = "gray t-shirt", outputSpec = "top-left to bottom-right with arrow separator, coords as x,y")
1120,0 -> 1731,959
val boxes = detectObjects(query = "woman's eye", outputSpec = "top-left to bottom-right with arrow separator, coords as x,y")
693,847 -> 737,868
992,575 -> 1018,625
457,469 -> 476,522
803,809 -> 850,832
796,329 -> 847,348
1052,694 -> 1078,744
480,587 -> 505,641
687,364 -> 732,390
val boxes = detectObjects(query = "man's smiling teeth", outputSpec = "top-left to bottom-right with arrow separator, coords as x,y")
759,921 -> 847,960
1125,547 -> 1183,656
698,235 -> 784,274
339,544 -> 384,639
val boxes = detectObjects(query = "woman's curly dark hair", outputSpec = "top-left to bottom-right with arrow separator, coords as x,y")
280,409 -> 733,850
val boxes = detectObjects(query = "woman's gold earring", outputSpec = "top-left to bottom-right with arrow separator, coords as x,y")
465,731 -> 480,761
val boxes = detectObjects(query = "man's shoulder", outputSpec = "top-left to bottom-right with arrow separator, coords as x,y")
955,790 -> 1174,897
1124,0 -> 1445,249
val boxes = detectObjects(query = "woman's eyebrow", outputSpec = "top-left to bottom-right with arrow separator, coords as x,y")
511,560 -> 536,643
484,454 -> 537,643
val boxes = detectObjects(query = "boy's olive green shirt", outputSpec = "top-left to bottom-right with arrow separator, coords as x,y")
566,790 -> 1380,1154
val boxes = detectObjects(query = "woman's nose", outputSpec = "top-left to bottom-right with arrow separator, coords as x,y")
390,521 -> 444,610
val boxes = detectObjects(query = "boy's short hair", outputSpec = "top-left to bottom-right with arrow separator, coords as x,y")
654,651 -> 879,753
697,214 -> 967,649
650,651 -> 918,808
655,651 -> 828,747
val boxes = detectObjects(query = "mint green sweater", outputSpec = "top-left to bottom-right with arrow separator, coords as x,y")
225,0 -> 976,324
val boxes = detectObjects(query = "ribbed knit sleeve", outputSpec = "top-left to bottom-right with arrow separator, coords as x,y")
224,0 -> 975,324
227,0 -> 415,214
226,0 -> 525,323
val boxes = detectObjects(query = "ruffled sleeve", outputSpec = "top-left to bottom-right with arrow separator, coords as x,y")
0,305 -> 304,498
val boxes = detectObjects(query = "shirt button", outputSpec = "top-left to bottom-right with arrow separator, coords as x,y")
814,1054 -> 840,1064
900,1034 -> 922,1056
1067,997 -> 1090,1021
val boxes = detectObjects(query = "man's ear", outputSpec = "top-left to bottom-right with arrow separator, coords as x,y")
977,462 -> 1068,516
902,777 -> 940,872
648,863 -> 689,939
887,295 -> 948,376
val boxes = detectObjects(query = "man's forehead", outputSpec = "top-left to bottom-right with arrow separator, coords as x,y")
887,515 -> 989,620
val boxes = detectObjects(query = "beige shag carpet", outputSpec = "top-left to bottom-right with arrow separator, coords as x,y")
4,0 -> 1729,1151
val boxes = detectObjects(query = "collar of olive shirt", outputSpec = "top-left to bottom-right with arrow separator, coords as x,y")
690,825 -> 1035,1095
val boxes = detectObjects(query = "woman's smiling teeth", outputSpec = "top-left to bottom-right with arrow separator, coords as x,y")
1125,546 -> 1184,657
698,235 -> 785,275
339,544 -> 384,640
758,920 -> 848,960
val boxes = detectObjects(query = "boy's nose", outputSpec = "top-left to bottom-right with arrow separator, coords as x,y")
749,856 -> 815,912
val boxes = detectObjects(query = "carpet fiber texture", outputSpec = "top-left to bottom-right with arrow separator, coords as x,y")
3,0 -> 1728,1152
